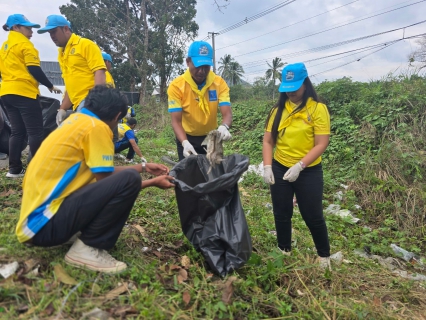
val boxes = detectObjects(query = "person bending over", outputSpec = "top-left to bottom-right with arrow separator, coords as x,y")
114,117 -> 146,163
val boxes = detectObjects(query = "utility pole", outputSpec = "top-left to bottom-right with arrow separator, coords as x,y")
208,32 -> 219,73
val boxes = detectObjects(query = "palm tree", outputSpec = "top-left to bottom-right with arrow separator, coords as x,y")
218,54 -> 245,86
227,61 -> 245,86
265,57 -> 286,99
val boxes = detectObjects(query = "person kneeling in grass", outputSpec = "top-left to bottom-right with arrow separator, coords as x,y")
15,85 -> 175,274
114,117 -> 146,163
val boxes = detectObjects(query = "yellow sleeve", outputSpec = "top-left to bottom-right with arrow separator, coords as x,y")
218,77 -> 231,107
312,103 -> 330,135
265,108 -> 278,132
167,80 -> 183,112
21,42 -> 40,67
83,124 -> 114,173
82,40 -> 106,73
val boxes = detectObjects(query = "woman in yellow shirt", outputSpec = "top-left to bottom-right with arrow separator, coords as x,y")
0,14 -> 61,178
262,63 -> 331,269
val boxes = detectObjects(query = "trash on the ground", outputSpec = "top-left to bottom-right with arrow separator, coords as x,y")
265,203 -> 272,209
390,244 -> 423,265
0,261 -> 19,279
330,251 -> 344,265
339,184 -> 349,190
268,230 -> 277,236
354,204 -> 362,210
141,247 -> 149,252
324,204 -> 360,223
334,191 -> 344,201
392,270 -> 426,281
238,162 -> 263,183
81,307 -> 110,320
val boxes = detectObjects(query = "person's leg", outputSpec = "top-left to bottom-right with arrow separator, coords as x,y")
270,160 -> 295,252
126,143 -> 135,160
31,169 -> 142,249
293,164 -> 330,257
2,95 -> 27,174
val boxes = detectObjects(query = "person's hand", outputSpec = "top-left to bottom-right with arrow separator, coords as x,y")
283,162 -> 303,182
56,109 -> 67,126
146,163 -> 169,176
182,140 -> 197,157
263,165 -> 275,185
217,125 -> 232,141
141,157 -> 147,163
125,113 -> 131,120
49,86 -> 62,94
154,175 -> 175,189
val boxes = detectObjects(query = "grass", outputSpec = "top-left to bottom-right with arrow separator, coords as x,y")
0,104 -> 425,319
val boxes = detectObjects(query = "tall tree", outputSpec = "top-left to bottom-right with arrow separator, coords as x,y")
409,36 -> 426,69
218,54 -> 244,86
60,0 -> 198,104
265,57 -> 286,100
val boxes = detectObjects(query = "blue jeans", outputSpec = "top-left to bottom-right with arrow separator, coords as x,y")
270,160 -> 330,257
114,137 -> 139,160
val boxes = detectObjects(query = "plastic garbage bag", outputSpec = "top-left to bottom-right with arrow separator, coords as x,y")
170,154 -> 252,277
39,96 -> 60,139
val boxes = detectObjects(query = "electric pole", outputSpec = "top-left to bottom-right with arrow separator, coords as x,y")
208,32 -> 219,73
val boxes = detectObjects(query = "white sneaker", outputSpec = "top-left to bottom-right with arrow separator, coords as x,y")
278,247 -> 291,256
125,159 -> 134,164
65,239 -> 127,273
6,169 -> 25,178
317,256 -> 331,270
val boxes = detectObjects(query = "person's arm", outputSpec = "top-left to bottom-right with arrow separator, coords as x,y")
94,69 -> 106,85
129,139 -> 143,158
300,135 -> 329,167
219,105 -> 232,128
60,91 -> 73,111
262,131 -> 275,165
171,111 -> 187,143
27,66 -> 53,88
93,169 -> 174,189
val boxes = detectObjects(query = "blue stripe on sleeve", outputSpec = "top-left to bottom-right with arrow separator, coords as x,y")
219,102 -> 231,107
168,107 -> 183,113
91,167 -> 114,173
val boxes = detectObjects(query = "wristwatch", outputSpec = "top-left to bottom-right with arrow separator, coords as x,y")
299,161 -> 306,170
142,162 -> 146,172
222,123 -> 230,130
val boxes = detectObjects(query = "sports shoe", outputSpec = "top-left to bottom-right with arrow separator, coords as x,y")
65,239 -> 127,273
125,159 -> 134,164
6,169 -> 25,178
278,247 -> 291,256
317,256 -> 331,270
114,153 -> 126,160
0,152 -> 7,160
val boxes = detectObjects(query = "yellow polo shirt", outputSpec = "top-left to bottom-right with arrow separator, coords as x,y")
106,70 -> 115,88
58,33 -> 106,110
167,73 -> 231,136
266,98 -> 330,167
16,108 -> 114,243
0,31 -> 41,99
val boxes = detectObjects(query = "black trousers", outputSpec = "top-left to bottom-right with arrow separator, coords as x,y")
176,134 -> 207,161
270,160 -> 330,257
1,94 -> 44,174
115,137 -> 139,160
31,170 -> 142,250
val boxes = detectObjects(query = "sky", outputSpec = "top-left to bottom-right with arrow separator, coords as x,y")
0,0 -> 425,88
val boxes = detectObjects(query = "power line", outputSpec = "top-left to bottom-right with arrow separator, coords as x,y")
234,0 -> 426,58
216,0 -> 360,51
239,20 -> 426,69
202,0 -> 296,40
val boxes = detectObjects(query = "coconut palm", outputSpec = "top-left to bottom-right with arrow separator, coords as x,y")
218,54 -> 245,86
265,57 -> 286,99
218,54 -> 233,78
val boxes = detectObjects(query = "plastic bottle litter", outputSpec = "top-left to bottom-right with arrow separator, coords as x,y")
390,244 -> 422,265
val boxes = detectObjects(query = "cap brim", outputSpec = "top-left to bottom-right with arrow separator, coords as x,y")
278,79 -> 304,93
21,22 -> 41,28
191,57 -> 213,68
37,25 -> 59,34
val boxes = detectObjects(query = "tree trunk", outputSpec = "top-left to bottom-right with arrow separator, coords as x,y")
139,0 -> 149,105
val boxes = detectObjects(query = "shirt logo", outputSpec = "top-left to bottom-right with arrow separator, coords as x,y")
102,155 -> 113,161
199,45 -> 209,56
286,71 -> 294,81
70,48 -> 75,54
4,44 -> 8,50
208,90 -> 217,101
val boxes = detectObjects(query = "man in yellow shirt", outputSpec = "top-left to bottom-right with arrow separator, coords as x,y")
16,85 -> 175,273
37,15 -> 106,125
102,52 -> 115,88
115,118 -> 146,163
167,41 -> 232,160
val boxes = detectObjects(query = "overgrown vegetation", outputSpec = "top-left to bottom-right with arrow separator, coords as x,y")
0,74 -> 425,319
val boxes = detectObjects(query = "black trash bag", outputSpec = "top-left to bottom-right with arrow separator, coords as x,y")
170,154 -> 252,277
39,95 -> 60,139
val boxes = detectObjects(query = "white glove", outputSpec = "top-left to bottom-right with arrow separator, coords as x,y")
182,140 -> 198,158
263,165 -> 275,185
283,162 -> 303,182
217,125 -> 232,141
141,157 -> 147,163
56,109 -> 67,126
125,113 -> 131,120
49,86 -> 62,94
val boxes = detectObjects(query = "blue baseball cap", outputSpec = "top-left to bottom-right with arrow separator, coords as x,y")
102,52 -> 113,64
3,14 -> 40,30
279,62 -> 308,92
37,15 -> 71,34
187,41 -> 213,68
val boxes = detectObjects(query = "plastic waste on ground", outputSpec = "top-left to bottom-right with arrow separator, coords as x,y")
324,204 -> 360,223
170,154 -> 252,277
390,244 -> 423,265
0,261 -> 19,279
330,251 -> 344,265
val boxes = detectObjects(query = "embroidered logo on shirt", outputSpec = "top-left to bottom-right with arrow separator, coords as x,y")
286,71 -> 294,81
209,90 -> 217,101
70,48 -> 75,54
102,155 -> 113,161
199,45 -> 209,56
